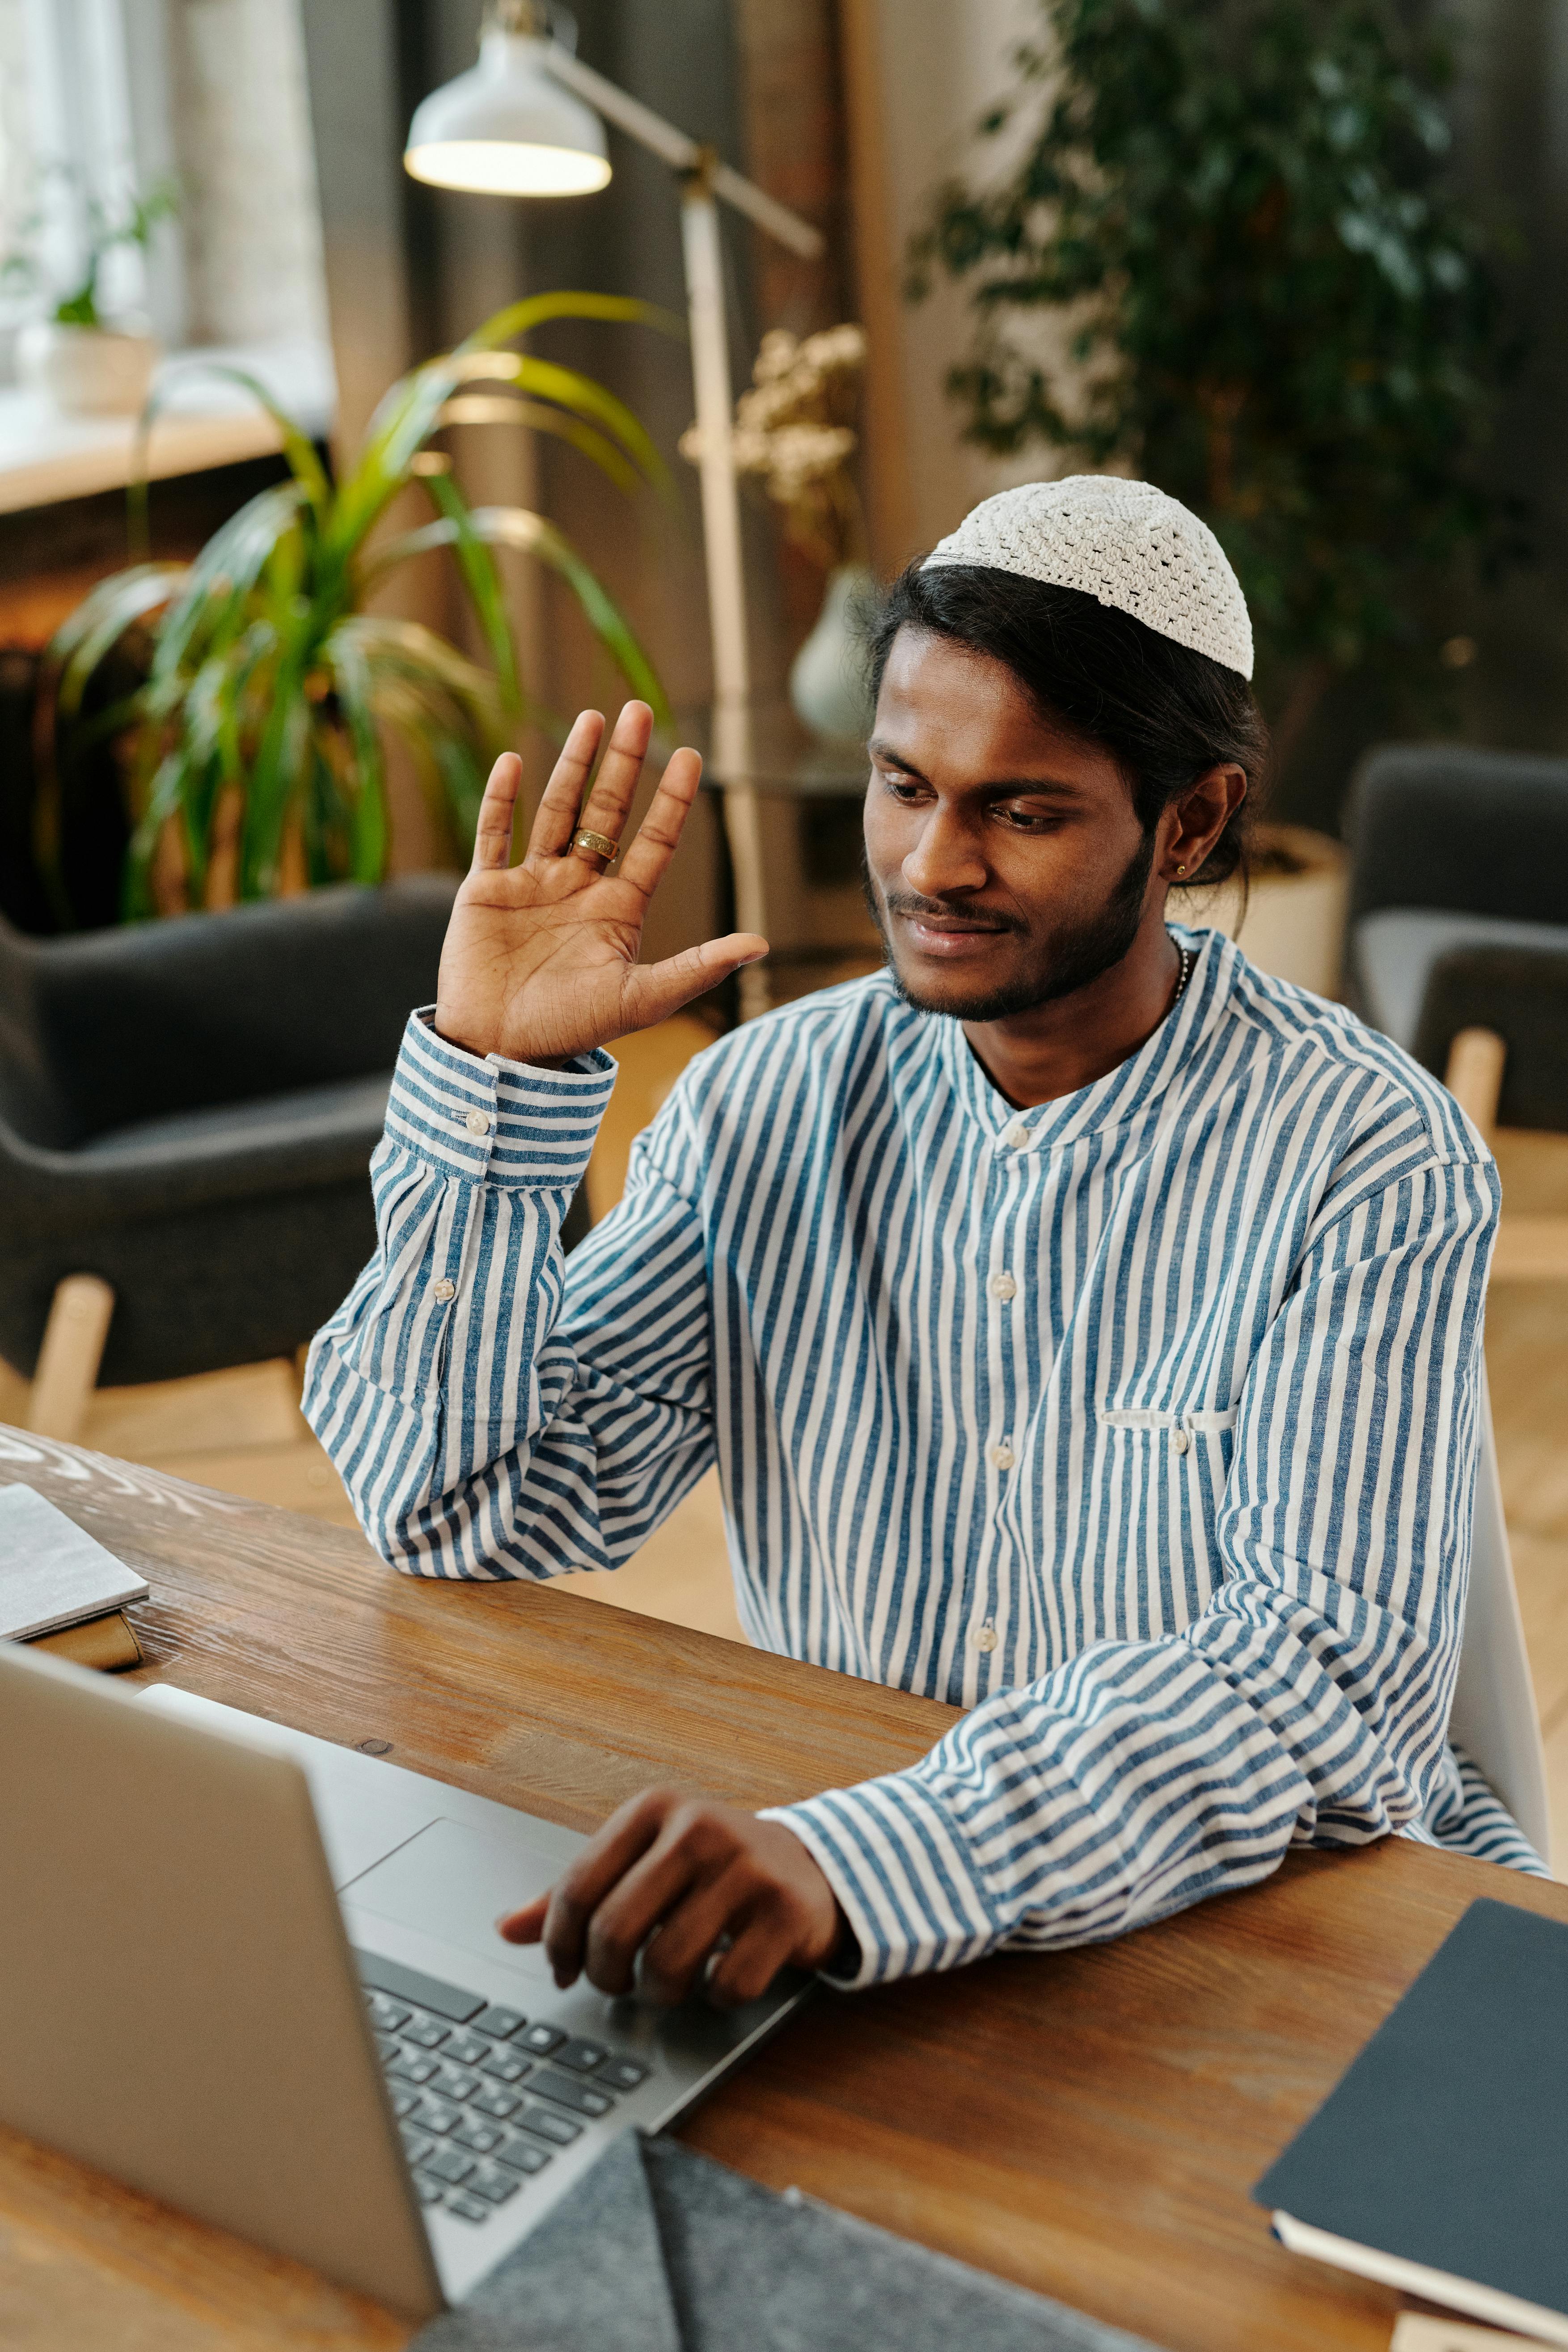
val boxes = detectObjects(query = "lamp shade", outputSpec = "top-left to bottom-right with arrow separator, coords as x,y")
404,30 -> 610,197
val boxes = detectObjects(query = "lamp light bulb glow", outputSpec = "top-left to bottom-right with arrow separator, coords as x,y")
404,139 -> 611,197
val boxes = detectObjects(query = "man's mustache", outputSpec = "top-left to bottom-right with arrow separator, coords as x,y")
876,890 -> 1023,935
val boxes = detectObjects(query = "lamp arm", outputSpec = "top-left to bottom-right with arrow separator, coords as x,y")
541,45 -> 824,259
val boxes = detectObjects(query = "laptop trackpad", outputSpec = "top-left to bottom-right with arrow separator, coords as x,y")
345,1817 -> 562,1981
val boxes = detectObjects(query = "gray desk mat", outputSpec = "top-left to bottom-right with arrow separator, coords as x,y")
413,2132 -> 1161,2352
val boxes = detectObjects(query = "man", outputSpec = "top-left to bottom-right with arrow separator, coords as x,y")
307,476 -> 1538,2013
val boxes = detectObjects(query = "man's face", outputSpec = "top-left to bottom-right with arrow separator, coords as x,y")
862,625 -> 1160,1023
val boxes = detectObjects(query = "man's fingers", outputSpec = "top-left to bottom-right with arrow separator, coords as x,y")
496,1893 -> 547,1944
628,1861 -> 762,2005
704,1913 -> 796,2008
575,700 -> 655,849
528,709 -> 604,860
471,752 -> 524,872
579,1832 -> 740,2001
619,935 -> 769,1032
615,746 -> 704,901
538,1788 -> 681,1985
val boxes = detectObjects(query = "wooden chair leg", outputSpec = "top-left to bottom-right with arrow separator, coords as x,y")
1445,1026 -> 1506,1143
28,1275 -> 115,1443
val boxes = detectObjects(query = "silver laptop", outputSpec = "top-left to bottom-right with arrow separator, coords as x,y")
0,1641 -> 811,2318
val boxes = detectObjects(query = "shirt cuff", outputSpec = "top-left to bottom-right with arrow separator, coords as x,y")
761,1772 -> 999,1990
381,1008 -> 616,1189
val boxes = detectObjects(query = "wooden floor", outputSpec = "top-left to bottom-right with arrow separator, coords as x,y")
8,1024 -> 1564,1858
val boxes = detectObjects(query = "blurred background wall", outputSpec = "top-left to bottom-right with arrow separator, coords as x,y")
6,0 -> 1568,890
1280,0 -> 1568,834
292,0 -> 1568,856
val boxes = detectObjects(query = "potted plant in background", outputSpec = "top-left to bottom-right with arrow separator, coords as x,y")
685,324 -> 873,743
34,292 -> 674,924
5,173 -> 178,417
908,0 -> 1519,994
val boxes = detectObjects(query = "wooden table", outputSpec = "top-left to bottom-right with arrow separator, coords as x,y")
3,1426 -> 1564,2352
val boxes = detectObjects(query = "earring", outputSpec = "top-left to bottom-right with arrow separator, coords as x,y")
1175,863 -> 1188,878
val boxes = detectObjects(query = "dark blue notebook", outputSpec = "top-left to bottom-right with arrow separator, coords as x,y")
1252,1897 -> 1568,2340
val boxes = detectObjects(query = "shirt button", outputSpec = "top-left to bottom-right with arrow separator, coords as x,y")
1172,1427 -> 1191,1455
988,1441 -> 1016,1470
989,1272 -> 1018,1301
464,1108 -> 492,1137
1003,1123 -> 1031,1151
431,1278 -> 457,1303
973,1621 -> 999,1653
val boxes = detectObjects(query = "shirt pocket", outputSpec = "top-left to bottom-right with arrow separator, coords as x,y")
1098,1401 -> 1239,1451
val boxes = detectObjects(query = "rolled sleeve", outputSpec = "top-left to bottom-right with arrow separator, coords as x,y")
305,1012 -> 718,1591
387,1007 -> 616,1190
763,1780 -> 998,1989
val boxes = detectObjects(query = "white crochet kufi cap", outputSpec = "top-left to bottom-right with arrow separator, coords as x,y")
922,474 -> 1254,681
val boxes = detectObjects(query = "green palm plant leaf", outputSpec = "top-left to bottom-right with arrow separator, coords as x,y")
196,366 -> 332,517
512,357 -> 672,506
320,623 -> 388,886
367,506 -> 670,727
50,564 -> 187,724
438,393 -> 646,501
462,289 -> 685,354
147,481 -> 309,704
331,292 -> 680,557
417,467 -> 523,717
122,745 -> 194,919
135,363 -> 332,523
337,610 -> 508,710
178,621 -> 278,897
238,644 -> 313,898
42,294 -> 673,922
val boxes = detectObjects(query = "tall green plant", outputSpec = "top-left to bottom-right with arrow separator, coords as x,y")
909,0 -> 1517,753
41,294 -> 678,918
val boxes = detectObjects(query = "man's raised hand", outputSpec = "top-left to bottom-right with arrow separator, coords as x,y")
434,702 -> 768,1068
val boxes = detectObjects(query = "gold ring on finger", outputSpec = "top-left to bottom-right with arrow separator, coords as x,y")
571,828 -> 619,864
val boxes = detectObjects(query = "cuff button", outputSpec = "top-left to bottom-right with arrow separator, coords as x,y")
464,1109 -> 493,1137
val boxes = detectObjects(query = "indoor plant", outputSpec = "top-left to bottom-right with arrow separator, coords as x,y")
37,293 -> 675,921
908,0 -> 1517,773
5,173 -> 178,415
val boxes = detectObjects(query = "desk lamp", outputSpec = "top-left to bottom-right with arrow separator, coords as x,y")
405,0 -> 824,767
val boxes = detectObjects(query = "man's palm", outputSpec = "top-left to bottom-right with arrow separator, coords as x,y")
435,704 -> 767,1067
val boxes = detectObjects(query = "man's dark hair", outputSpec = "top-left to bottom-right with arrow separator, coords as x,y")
866,562 -> 1270,886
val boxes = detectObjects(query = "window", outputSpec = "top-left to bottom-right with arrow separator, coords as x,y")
0,0 -> 330,371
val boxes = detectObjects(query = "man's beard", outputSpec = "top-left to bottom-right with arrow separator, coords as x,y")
863,829 -> 1157,1024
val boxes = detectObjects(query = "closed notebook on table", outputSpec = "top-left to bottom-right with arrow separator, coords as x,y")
0,1483 -> 148,1642
1253,1898 -> 1568,2345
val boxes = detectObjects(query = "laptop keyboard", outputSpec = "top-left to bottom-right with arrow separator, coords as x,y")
355,1948 -> 651,2227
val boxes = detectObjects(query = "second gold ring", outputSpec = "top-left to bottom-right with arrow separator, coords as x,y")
572,829 -> 619,863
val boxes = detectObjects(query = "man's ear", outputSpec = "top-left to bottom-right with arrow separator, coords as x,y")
1161,765 -> 1247,882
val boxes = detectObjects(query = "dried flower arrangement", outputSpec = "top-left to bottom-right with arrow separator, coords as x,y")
682,324 -> 868,574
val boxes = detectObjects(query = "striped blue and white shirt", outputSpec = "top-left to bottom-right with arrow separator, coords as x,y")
305,926 -> 1542,1988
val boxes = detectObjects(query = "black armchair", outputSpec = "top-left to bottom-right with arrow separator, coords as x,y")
1344,744 -> 1568,1284
0,877 -> 478,1426
1343,743 -> 1568,1080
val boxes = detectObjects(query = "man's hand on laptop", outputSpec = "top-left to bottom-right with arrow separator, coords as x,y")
495,1788 -> 847,2004
434,701 -> 769,1069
